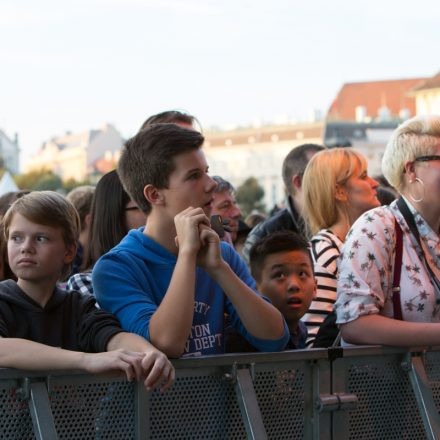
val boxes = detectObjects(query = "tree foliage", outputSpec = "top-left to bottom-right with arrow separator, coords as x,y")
14,169 -> 63,191
236,177 -> 265,217
63,177 -> 93,193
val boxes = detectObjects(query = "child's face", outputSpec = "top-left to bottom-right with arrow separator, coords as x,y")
159,149 -> 218,217
7,213 -> 76,286
256,250 -> 316,329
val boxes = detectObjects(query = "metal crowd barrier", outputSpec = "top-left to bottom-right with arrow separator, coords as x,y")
1,346 -> 440,439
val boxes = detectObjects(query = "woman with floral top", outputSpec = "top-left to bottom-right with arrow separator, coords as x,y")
335,115 -> 440,346
301,148 -> 380,346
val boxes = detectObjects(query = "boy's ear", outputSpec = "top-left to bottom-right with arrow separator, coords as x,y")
143,184 -> 165,206
64,242 -> 77,264
312,278 -> 317,299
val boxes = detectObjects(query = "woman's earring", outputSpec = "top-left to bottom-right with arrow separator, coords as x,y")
409,177 -> 425,203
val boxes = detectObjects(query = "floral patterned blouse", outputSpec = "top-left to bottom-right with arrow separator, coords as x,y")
335,197 -> 440,324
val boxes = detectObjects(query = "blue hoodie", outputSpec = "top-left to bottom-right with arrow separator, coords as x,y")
93,228 -> 289,356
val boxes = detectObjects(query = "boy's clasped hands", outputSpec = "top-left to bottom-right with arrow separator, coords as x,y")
174,206 -> 224,273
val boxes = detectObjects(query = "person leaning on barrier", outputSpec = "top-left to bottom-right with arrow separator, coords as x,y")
225,231 -> 316,352
92,124 -> 289,358
301,148 -> 380,347
335,115 -> 440,346
241,143 -> 325,264
0,191 -> 174,392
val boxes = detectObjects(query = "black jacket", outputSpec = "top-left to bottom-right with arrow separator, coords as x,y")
0,280 -> 122,353
242,196 -> 307,264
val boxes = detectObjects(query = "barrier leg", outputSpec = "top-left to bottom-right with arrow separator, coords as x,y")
135,382 -> 150,440
29,381 -> 58,440
407,354 -> 440,440
235,368 -> 267,440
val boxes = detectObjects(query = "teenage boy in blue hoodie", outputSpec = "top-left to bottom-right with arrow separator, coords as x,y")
93,123 -> 289,358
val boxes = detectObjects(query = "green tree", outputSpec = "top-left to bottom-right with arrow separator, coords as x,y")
14,169 -> 63,191
236,177 -> 265,217
63,177 -> 93,193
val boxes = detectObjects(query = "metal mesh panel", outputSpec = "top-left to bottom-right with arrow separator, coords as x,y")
0,384 -> 35,440
343,356 -> 426,440
150,372 -> 246,439
254,366 -> 306,440
423,350 -> 440,412
49,380 -> 135,439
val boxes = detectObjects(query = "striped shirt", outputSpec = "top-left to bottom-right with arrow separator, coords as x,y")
301,229 -> 343,346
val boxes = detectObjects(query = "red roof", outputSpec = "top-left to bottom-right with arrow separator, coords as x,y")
328,78 -> 426,121
411,71 -> 440,92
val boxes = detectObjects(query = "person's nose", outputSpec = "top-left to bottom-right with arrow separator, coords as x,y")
206,175 -> 218,193
20,237 -> 35,254
231,203 -> 241,219
368,176 -> 379,189
286,274 -> 300,292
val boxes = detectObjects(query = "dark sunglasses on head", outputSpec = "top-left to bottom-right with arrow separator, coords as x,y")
414,155 -> 440,162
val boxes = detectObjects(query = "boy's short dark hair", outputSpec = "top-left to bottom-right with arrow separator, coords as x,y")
139,110 -> 200,132
249,230 -> 312,282
3,191 -> 80,280
118,123 -> 205,214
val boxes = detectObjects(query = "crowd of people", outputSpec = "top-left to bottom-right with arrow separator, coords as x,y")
0,110 -> 439,394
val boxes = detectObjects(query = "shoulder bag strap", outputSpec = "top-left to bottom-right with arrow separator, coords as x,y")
392,217 -> 403,320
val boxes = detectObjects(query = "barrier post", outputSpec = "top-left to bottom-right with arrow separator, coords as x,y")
135,382 -> 150,440
28,380 -> 59,440
235,366 -> 268,440
407,353 -> 440,440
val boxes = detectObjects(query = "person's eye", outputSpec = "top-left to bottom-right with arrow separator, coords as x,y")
272,271 -> 286,280
10,235 -> 21,242
36,235 -> 49,242
299,270 -> 310,278
188,172 -> 201,180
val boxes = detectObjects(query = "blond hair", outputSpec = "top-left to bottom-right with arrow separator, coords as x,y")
302,148 -> 366,235
3,191 -> 79,281
382,115 -> 440,192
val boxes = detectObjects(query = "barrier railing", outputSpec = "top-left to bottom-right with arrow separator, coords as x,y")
1,346 -> 440,439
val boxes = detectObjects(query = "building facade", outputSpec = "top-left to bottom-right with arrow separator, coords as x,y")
409,71 -> 440,116
24,124 -> 123,181
204,123 -> 323,210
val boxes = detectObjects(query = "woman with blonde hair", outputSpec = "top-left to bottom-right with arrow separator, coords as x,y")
301,148 -> 380,346
335,115 -> 440,346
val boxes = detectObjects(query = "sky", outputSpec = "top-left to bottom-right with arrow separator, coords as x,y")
1,0 -> 439,169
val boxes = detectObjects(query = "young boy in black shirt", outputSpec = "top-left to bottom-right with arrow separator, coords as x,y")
0,191 -> 173,392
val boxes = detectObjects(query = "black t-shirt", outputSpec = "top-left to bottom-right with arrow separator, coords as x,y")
0,280 -> 122,353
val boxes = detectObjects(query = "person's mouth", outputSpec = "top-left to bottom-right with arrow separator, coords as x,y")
287,296 -> 303,309
17,258 -> 36,266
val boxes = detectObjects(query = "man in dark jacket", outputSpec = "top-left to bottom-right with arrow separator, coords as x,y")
242,143 -> 325,264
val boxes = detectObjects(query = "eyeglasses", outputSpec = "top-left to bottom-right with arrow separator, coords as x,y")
414,155 -> 440,162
